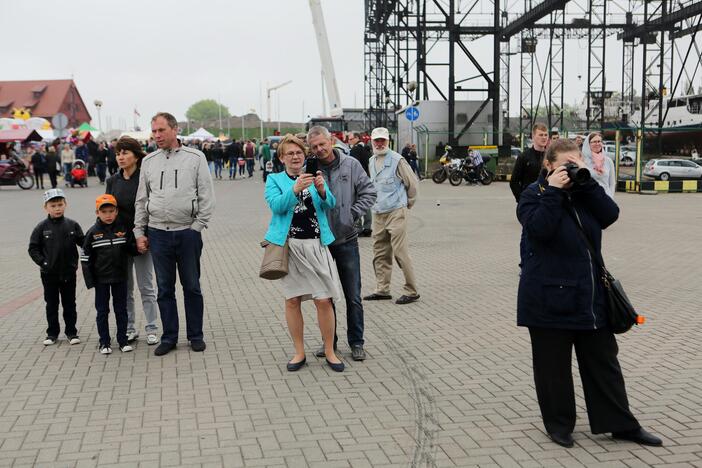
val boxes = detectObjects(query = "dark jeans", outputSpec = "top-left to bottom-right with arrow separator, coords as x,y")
229,159 -> 237,178
328,239 -> 364,347
96,163 -> 107,183
95,282 -> 128,347
246,159 -> 254,177
214,160 -> 223,178
409,159 -> 420,178
63,163 -> 72,184
528,327 -> 640,435
47,171 -> 58,188
34,170 -> 45,189
42,274 -> 77,338
149,228 -> 204,344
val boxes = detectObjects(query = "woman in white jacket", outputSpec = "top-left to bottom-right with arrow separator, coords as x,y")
582,132 -> 616,198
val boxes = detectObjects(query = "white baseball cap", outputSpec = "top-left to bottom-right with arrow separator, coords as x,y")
43,188 -> 66,204
371,127 -> 390,140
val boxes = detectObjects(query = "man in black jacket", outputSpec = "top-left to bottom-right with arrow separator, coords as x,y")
348,132 -> 373,236
28,189 -> 85,346
509,123 -> 549,202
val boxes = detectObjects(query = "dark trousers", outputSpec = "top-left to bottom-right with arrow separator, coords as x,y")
148,228 -> 204,344
246,159 -> 254,177
96,163 -> 107,183
95,282 -> 128,347
42,274 -> 77,339
528,327 -> 640,435
34,170 -> 45,189
47,171 -> 58,188
328,239 -> 364,347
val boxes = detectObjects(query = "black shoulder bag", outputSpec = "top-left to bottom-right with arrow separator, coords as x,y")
567,205 -> 644,334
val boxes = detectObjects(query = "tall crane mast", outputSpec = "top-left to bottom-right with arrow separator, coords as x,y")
308,0 -> 342,116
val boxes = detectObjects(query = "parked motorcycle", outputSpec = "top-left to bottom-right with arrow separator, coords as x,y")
0,156 -> 34,189
432,146 -> 462,184
449,156 -> 494,186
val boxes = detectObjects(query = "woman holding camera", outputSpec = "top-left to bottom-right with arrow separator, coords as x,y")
517,139 -> 661,448
264,134 -> 344,372
582,132 -> 616,198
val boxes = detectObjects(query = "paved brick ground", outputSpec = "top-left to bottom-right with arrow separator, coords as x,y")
0,173 -> 700,467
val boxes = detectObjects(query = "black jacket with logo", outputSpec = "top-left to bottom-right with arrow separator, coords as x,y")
28,216 -> 85,280
81,219 -> 138,288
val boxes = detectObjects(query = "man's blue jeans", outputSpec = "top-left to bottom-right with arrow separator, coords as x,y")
148,228 -> 204,345
328,239 -> 364,346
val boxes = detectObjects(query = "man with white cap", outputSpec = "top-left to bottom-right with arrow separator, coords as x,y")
364,127 -> 420,305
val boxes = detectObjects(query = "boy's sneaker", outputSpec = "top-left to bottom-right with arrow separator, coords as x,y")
68,336 -> 81,345
99,345 -> 112,355
43,337 -> 57,346
146,334 -> 159,345
120,345 -> 134,353
127,331 -> 139,343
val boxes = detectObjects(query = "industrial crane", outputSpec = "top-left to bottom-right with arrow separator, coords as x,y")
308,0 -> 342,117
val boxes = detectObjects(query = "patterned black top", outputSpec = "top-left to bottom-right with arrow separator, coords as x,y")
288,174 -> 320,239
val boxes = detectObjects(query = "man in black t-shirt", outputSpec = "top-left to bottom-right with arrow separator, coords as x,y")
510,123 -> 549,202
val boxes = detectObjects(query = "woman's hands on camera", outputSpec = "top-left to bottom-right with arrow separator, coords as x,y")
313,171 -> 326,198
548,166 -> 570,189
292,172 -> 325,196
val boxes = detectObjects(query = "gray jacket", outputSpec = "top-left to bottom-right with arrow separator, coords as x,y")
133,145 -> 215,238
319,150 -> 376,245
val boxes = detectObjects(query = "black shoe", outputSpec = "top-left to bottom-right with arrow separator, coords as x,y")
363,293 -> 392,301
612,428 -> 663,446
286,357 -> 307,372
326,359 -> 345,372
359,229 -> 372,237
548,432 -> 574,448
395,294 -> 420,305
190,340 -> 206,352
314,344 -> 337,358
351,345 -> 366,361
154,342 -> 176,356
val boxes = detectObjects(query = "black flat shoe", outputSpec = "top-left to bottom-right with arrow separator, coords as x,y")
326,359 -> 345,372
351,345 -> 366,361
363,293 -> 392,301
190,340 -> 206,352
548,432 -> 574,448
612,428 -> 663,446
154,342 -> 176,356
287,357 -> 307,372
395,294 -> 420,305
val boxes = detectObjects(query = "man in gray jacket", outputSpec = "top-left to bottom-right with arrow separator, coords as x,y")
134,112 -> 215,356
307,126 -> 376,361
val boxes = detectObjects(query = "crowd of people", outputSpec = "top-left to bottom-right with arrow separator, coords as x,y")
23,111 -> 664,449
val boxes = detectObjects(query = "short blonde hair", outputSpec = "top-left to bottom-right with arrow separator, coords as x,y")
277,134 -> 307,160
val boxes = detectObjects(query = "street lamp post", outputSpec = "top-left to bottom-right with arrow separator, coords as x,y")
93,99 -> 103,133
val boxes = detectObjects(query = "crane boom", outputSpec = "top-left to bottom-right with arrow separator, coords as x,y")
308,0 -> 342,116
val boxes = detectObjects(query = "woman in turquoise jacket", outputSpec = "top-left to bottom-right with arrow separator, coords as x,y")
264,135 -> 345,373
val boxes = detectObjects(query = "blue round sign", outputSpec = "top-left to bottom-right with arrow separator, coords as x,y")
405,106 -> 420,121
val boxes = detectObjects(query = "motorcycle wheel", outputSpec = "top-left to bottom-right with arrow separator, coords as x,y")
17,174 -> 34,190
431,169 -> 447,184
449,171 -> 463,186
480,170 -> 494,185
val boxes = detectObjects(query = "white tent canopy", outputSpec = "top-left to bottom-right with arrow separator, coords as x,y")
185,127 -> 216,141
120,130 -> 152,142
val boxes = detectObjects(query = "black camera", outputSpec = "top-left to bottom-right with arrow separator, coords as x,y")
305,157 -> 319,175
564,163 -> 590,185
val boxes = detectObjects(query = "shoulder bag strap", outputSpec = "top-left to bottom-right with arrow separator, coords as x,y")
564,200 -> 608,273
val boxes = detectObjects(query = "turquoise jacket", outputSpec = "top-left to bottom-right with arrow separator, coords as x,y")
264,171 -> 336,246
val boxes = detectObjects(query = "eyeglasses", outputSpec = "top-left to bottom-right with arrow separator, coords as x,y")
590,140 -> 602,144
283,150 -> 305,157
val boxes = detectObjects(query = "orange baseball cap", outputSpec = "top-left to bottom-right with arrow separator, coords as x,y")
95,194 -> 118,210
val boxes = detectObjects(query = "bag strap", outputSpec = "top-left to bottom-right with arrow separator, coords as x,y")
564,201 -> 608,273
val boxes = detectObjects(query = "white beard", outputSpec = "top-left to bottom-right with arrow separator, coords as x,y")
373,146 -> 389,156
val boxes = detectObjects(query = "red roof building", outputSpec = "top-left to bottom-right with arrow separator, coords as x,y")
0,79 -> 92,128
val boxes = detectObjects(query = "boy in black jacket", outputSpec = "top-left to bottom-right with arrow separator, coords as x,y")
82,194 -> 138,354
28,189 -> 85,346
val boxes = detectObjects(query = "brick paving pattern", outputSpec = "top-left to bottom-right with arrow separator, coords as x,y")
0,175 -> 700,467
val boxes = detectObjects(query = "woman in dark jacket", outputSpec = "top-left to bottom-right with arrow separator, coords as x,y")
517,139 -> 661,449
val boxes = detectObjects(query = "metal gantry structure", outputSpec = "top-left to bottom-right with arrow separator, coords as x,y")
363,0 -> 702,147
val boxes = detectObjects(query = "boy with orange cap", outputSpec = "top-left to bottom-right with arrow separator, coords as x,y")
81,194 -> 139,354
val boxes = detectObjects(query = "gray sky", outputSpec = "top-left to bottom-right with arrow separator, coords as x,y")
5,1 -> 701,131
5,0 -> 365,129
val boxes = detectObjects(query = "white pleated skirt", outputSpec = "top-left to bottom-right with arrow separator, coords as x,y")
280,238 -> 342,303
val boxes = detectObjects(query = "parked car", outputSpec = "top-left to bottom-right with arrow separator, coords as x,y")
510,146 -> 522,159
644,159 -> 702,180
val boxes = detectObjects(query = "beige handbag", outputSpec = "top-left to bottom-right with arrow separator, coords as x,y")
259,240 -> 289,280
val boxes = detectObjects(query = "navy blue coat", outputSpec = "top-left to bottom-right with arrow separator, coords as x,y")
517,173 -> 619,330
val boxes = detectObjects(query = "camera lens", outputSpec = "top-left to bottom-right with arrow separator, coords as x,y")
564,163 -> 590,184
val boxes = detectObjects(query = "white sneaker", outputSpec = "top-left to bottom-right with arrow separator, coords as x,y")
68,337 -> 81,345
100,345 -> 112,355
127,331 -> 139,342
146,334 -> 159,345
43,337 -> 56,346
120,345 -> 134,353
